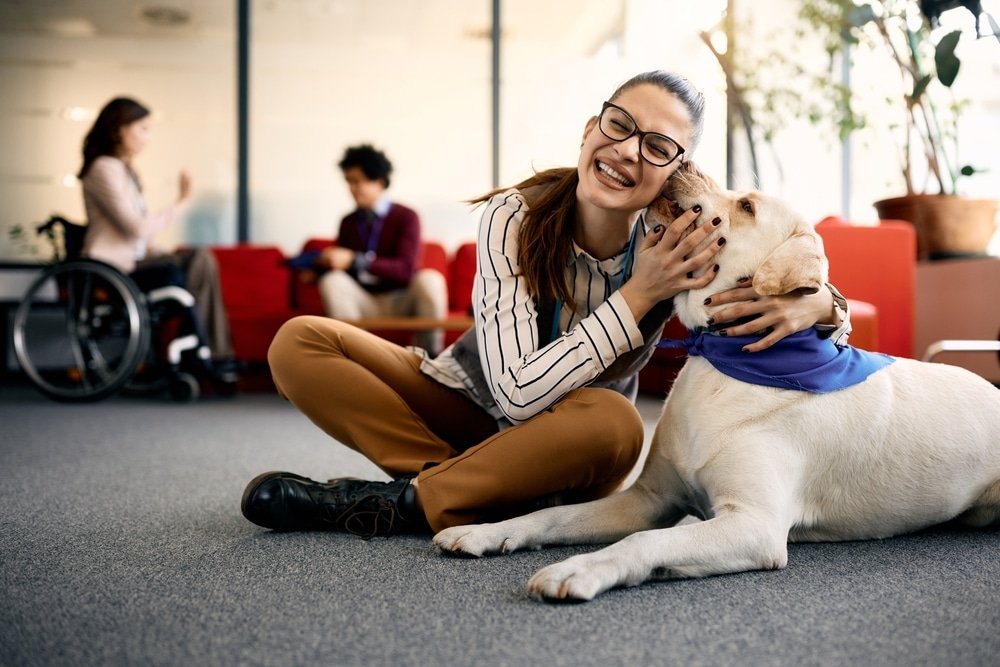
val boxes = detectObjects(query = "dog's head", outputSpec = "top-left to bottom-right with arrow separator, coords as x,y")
647,160 -> 828,329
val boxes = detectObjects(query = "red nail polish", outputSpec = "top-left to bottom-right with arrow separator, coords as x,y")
703,297 -> 711,305
712,217 -> 721,226
693,205 -> 702,213
717,238 -> 727,247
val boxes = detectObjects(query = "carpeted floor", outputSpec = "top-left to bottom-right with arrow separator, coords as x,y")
1,383 -> 998,667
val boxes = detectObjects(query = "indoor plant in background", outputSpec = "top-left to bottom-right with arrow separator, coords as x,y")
772,0 -> 999,259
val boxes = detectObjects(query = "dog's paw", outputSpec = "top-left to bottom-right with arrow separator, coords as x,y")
433,524 -> 521,557
527,555 -> 615,602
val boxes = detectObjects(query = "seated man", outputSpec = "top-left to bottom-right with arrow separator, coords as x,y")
318,144 -> 447,355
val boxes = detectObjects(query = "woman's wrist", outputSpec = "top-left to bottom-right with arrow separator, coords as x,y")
618,282 -> 654,322
816,284 -> 838,326
817,283 -> 850,329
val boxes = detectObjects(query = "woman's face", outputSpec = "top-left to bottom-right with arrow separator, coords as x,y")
577,83 -> 693,215
117,117 -> 151,159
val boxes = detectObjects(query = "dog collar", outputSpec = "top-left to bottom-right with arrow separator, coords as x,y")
685,329 -> 895,393
694,315 -> 760,336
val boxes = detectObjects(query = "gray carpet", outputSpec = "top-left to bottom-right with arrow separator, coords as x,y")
2,383 -> 998,667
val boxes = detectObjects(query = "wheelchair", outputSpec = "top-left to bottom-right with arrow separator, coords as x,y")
12,215 -> 231,402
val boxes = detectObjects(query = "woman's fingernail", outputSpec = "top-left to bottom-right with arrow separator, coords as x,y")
714,264 -> 720,272
686,271 -> 694,279
738,276 -> 751,284
653,224 -> 663,233
717,238 -> 727,247
706,317 -> 715,325
703,297 -> 712,305
712,217 -> 721,226
692,204 -> 702,213
718,330 -> 728,337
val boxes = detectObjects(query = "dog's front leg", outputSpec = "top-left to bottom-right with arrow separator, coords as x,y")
433,484 -> 681,557
527,509 -> 790,601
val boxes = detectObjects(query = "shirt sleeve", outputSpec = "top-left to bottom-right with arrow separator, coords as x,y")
474,191 -> 645,424
83,158 -> 177,241
815,282 -> 852,346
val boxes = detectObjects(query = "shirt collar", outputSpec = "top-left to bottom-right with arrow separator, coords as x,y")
370,196 -> 392,219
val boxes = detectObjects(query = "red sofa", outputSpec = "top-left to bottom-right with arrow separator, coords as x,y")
211,241 -> 476,389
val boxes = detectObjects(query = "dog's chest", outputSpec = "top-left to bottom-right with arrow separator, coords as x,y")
656,359 -> 803,505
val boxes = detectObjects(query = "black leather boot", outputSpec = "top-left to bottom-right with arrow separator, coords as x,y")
241,472 -> 427,537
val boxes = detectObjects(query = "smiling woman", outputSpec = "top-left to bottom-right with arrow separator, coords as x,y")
239,69 -> 851,545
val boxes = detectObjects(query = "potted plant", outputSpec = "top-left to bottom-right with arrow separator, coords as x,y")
735,0 -> 998,259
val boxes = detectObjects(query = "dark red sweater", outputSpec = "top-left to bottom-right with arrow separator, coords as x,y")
336,203 -> 421,292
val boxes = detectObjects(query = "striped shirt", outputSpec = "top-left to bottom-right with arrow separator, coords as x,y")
420,189 -> 648,424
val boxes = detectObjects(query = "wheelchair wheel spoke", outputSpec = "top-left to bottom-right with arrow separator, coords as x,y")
83,337 -> 115,384
63,273 -> 93,388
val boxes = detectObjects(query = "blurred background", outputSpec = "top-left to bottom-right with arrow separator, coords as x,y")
1,0 -> 998,259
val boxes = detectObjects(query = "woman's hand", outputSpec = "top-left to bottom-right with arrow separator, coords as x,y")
177,169 -> 193,205
707,280 -> 838,353
619,206 -> 724,322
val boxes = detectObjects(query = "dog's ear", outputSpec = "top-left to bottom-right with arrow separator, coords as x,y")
753,227 -> 828,296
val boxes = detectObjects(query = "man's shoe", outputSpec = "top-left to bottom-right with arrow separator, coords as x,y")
241,471 -> 426,537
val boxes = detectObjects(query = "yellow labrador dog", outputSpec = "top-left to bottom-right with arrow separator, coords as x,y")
433,161 -> 1000,602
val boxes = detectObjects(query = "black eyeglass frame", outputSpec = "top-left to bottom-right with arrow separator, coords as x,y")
598,101 -> 686,167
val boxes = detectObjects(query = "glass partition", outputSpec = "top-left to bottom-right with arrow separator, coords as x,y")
249,0 -> 491,255
1,0 -> 995,263
0,2 -> 236,262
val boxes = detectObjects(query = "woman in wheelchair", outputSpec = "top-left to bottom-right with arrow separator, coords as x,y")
77,96 -> 237,389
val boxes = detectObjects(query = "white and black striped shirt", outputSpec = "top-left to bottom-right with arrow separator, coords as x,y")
421,189 -> 647,424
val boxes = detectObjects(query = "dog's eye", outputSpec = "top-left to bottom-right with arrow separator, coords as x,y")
740,199 -> 754,214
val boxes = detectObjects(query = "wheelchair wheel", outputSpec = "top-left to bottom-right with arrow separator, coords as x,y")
13,259 -> 150,402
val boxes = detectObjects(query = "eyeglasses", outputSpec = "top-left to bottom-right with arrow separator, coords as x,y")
597,101 -> 685,167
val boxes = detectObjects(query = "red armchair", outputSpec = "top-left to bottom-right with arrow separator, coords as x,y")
816,217 -> 916,358
211,240 -> 478,382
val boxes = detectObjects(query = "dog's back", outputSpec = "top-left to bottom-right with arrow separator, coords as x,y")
655,352 -> 1000,543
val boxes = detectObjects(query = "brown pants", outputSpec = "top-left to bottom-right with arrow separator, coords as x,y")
267,316 -> 644,532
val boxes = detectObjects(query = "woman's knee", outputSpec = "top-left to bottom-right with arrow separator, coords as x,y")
268,316 -> 340,368
577,388 -> 644,463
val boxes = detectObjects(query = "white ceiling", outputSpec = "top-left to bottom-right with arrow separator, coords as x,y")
0,0 -> 624,54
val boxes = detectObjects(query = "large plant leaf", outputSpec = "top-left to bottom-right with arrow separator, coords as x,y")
935,29 -> 962,87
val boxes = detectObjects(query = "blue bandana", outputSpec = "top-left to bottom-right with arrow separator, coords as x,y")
674,328 -> 895,393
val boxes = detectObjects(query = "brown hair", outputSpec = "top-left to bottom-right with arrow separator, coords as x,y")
78,97 -> 150,179
473,71 -> 705,310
